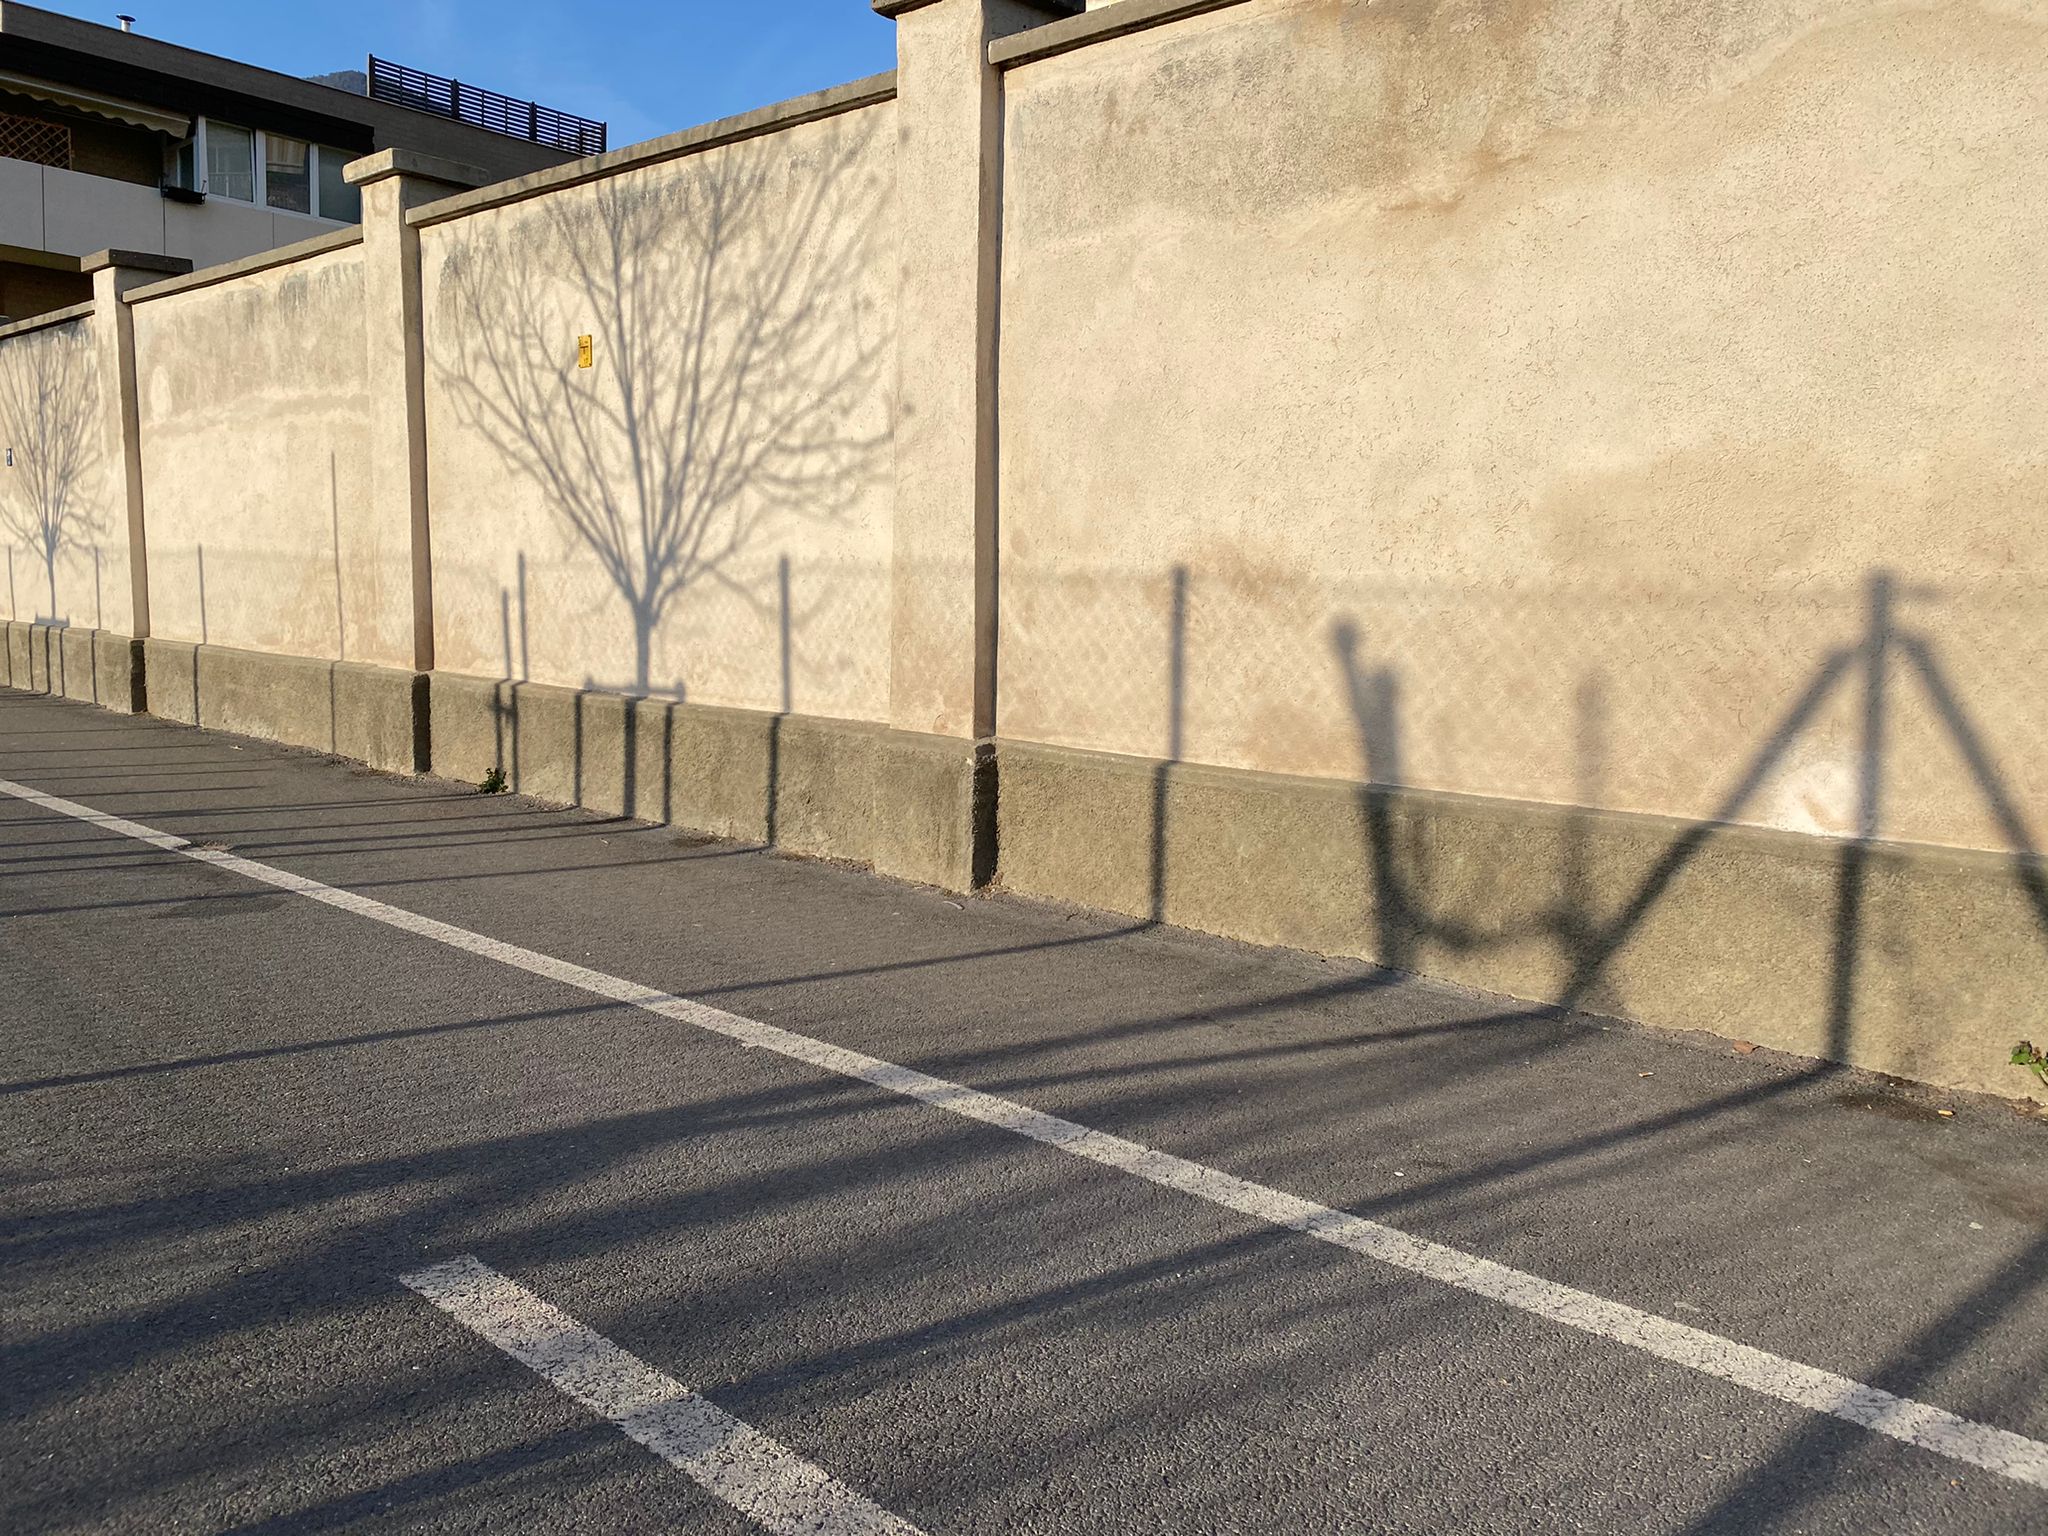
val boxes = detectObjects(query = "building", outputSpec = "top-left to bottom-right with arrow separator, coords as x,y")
0,2 -> 599,320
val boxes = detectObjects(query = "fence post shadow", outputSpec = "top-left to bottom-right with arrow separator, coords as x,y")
513,551 -> 528,789
1327,567 -> 2048,1076
1332,619 -> 1417,973
494,588 -> 514,789
764,553 -> 793,845
1147,565 -> 1189,925
1545,571 -> 2039,1065
1825,572 -> 1892,1059
1897,628 -> 2048,932
192,542 -> 208,723
1556,673 -> 1619,1014
621,683 -> 638,818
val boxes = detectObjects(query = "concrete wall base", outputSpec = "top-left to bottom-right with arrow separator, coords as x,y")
995,738 -> 2048,1100
141,638 -> 426,774
429,671 -> 992,889
15,638 -> 2038,1099
1,621 -> 146,712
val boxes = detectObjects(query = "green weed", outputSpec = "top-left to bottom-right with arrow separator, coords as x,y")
2012,1040 -> 2048,1087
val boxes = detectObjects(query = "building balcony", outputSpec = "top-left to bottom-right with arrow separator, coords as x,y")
0,154 -> 347,274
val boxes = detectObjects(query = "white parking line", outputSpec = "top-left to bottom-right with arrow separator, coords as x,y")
4,770 -> 2046,1493
402,1256 -> 923,1535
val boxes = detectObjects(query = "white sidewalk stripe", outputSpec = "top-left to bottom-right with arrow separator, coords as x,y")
402,1255 -> 924,1535
4,771 -> 2044,1493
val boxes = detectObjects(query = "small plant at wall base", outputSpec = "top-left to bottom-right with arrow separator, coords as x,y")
2014,1041 -> 2048,1088
479,766 -> 507,794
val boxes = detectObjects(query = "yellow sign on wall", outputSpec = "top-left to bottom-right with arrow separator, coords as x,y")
576,334 -> 593,369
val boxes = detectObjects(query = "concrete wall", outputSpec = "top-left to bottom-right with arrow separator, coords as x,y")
0,309 -> 123,630
418,99 -> 898,720
130,238 -> 388,663
996,0 -> 2048,856
2,0 -> 2044,1098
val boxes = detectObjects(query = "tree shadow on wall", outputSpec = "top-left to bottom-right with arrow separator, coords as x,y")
434,121 -> 892,697
0,322 -> 101,626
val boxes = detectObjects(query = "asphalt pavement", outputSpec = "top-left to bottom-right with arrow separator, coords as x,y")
3,684 -> 2046,1534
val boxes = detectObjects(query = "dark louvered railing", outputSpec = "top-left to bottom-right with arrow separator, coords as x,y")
366,56 -> 607,156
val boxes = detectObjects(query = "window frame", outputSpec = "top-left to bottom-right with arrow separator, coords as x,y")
312,145 -> 360,222
200,117 -> 257,205
262,130 -> 313,215
179,117 -> 361,224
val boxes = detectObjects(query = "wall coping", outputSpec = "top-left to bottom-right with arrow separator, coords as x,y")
0,300 -> 94,340
989,0 -> 1252,68
343,147 -> 489,190
122,226 -> 367,306
81,248 -> 193,276
406,71 -> 899,230
873,0 -> 1079,16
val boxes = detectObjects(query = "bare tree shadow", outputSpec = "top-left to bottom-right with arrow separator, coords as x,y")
433,123 -> 891,700
0,319 -> 102,626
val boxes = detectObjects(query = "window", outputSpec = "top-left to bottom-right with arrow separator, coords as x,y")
165,119 -> 363,222
206,120 -> 254,201
264,133 -> 310,213
315,146 -> 360,222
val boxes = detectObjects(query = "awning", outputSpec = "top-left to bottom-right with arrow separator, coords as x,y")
0,70 -> 190,137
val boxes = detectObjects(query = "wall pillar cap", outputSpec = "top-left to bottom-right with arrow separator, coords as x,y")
343,148 -> 489,190
81,249 -> 192,277
872,0 -> 1079,16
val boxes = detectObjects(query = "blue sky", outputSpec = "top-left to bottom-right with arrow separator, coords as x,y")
35,1 -> 900,149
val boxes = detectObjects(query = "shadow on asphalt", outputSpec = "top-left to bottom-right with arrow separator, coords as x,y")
3,687 -> 2047,1530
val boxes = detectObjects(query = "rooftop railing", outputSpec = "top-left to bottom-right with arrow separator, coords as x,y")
366,56 -> 607,157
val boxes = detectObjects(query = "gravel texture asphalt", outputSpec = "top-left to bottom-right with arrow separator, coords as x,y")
3,685 -> 2046,1534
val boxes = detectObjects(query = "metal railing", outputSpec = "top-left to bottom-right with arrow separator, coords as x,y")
366,56 -> 607,156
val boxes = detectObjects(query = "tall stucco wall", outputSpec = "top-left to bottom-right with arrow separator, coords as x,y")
996,0 -> 2048,855
419,100 -> 898,718
131,245 -> 385,664
0,315 -> 125,632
